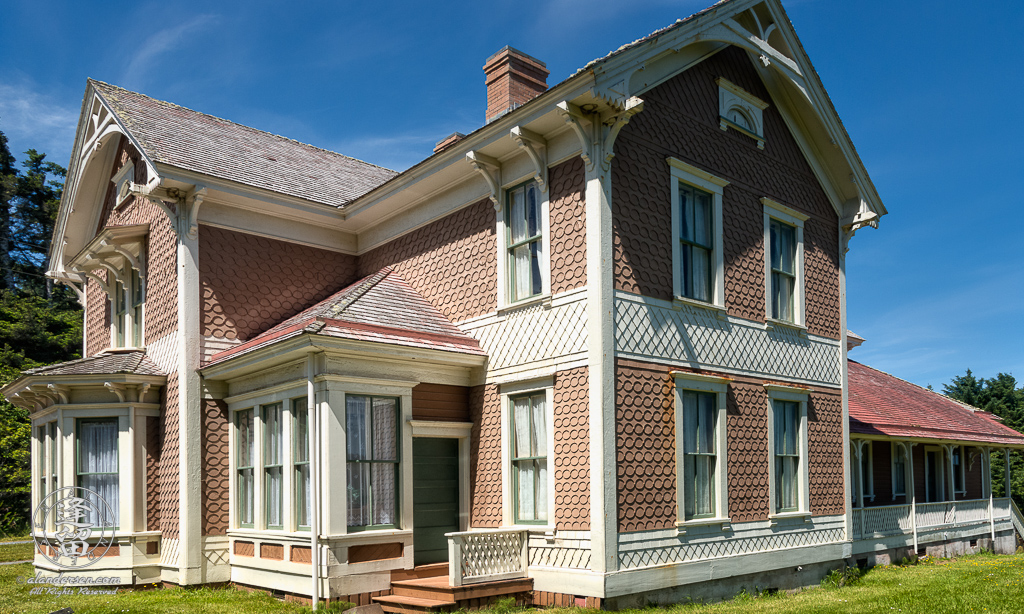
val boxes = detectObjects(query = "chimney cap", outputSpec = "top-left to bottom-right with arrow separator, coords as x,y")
484,46 -> 548,71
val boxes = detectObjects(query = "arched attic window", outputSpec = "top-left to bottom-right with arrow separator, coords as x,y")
716,77 -> 769,150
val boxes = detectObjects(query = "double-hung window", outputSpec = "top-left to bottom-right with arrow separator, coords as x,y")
112,267 -> 144,348
346,395 -> 399,530
506,180 -> 543,302
673,372 -> 729,527
952,445 -> 966,495
892,443 -> 907,498
77,418 -> 119,528
294,399 -> 311,531
263,403 -> 284,530
767,385 -> 808,516
762,198 -> 807,326
669,158 -> 727,307
236,409 -> 255,528
511,392 -> 547,524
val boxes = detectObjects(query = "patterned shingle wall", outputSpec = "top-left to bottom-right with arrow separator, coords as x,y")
611,45 -> 840,339
554,367 -> 590,531
199,225 -> 358,342
469,384 -> 502,527
616,359 -> 676,533
201,399 -> 230,536
358,199 -> 496,324
85,277 -> 110,356
146,416 -> 161,531
726,382 -> 770,523
159,371 -> 180,538
549,157 -> 586,295
808,391 -> 844,516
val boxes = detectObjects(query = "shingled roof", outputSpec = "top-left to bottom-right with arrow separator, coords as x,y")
91,80 -> 397,208
849,360 -> 1024,447
207,267 -> 485,366
21,350 -> 165,377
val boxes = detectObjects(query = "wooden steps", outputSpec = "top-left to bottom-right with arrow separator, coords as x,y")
375,565 -> 533,613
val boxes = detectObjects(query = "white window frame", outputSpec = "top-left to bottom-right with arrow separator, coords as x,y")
951,445 -> 967,496
229,387 -> 309,533
668,158 -> 728,310
496,176 -> 551,310
716,77 -> 769,150
672,371 -> 730,531
500,378 -> 554,529
891,441 -> 908,498
762,197 -> 807,328
31,406 -> 155,537
766,384 -> 809,519
111,161 -> 135,206
110,263 -> 145,349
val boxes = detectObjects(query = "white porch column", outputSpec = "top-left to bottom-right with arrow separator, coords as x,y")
986,447 -> 995,541
177,189 -> 203,584
907,442 -> 918,553
1006,448 -> 1012,499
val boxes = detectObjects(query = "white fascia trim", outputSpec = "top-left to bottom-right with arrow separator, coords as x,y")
225,379 -> 308,408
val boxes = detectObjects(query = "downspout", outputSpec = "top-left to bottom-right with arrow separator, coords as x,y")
308,352 -> 320,608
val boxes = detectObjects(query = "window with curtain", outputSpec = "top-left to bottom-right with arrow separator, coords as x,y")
237,409 -> 254,528
952,446 -> 965,493
679,182 -> 713,302
77,418 -> 119,528
511,392 -> 547,523
682,391 -> 717,519
773,400 -> 800,513
346,395 -> 399,529
893,444 -> 907,497
263,403 -> 284,529
113,279 -> 127,348
293,398 -> 310,531
111,267 -> 144,348
769,219 -> 796,322
129,268 -> 143,347
506,180 -> 542,302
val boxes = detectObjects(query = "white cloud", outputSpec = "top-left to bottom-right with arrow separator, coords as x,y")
0,80 -> 79,167
121,15 -> 220,88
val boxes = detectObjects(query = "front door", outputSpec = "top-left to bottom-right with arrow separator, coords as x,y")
925,449 -> 944,503
412,438 -> 460,565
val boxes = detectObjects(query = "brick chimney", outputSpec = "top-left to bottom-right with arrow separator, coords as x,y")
484,46 -> 549,123
434,132 -> 466,154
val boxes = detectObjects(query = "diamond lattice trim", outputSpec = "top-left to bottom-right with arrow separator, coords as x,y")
617,528 -> 846,569
468,299 -> 588,370
615,296 -> 841,386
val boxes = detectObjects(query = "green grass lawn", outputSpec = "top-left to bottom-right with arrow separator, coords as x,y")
0,534 -> 30,543
0,552 -> 1022,614
0,541 -> 33,563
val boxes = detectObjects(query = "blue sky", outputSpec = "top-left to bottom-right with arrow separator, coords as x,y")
1,0 -> 1021,390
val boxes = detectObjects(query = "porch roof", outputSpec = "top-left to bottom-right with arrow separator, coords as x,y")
206,267 -> 485,366
848,360 -> 1024,447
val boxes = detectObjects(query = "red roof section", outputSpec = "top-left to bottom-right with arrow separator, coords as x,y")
848,360 -> 1024,447
207,268 -> 485,366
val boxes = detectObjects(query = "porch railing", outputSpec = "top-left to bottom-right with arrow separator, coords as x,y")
854,497 -> 1013,540
447,528 -> 529,587
1011,500 -> 1024,543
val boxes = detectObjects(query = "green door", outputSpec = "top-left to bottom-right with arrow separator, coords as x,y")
412,438 -> 460,565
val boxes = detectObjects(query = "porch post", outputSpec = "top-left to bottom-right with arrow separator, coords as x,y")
854,440 -> 866,539
307,353 -> 319,607
907,442 -> 918,553
943,444 -> 956,524
1006,447 -> 1012,499
986,447 -> 995,541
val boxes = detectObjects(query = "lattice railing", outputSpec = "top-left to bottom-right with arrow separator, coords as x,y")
447,528 -> 529,587
858,504 -> 913,538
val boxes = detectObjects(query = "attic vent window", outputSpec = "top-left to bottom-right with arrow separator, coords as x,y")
716,78 -> 769,150
111,161 -> 135,206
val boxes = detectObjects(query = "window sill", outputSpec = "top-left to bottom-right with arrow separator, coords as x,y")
674,296 -> 728,319
765,318 -> 808,336
228,528 -> 325,541
498,293 -> 551,315
675,517 -> 732,535
769,511 -> 812,524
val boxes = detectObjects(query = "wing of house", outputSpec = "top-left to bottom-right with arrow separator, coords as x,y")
9,0 -> 1018,608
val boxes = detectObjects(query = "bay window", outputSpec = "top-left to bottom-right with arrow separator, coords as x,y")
236,409 -> 255,528
346,395 -> 399,530
294,399 -> 311,531
263,403 -> 283,529
77,418 -> 119,528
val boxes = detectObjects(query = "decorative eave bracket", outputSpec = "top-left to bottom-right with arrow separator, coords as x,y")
186,186 -> 207,240
601,96 -> 645,171
556,101 -> 594,172
510,126 -> 547,193
466,150 -> 502,211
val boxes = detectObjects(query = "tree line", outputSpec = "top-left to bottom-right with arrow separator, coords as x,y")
0,126 -> 81,535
